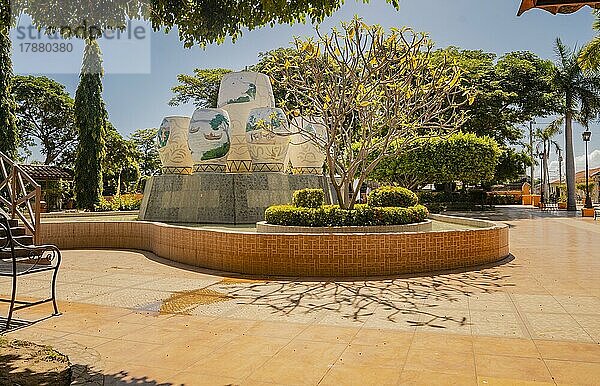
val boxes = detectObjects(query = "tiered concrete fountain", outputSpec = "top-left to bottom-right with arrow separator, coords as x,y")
139,71 -> 330,224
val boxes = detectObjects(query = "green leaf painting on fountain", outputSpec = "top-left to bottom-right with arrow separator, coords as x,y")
201,141 -> 231,161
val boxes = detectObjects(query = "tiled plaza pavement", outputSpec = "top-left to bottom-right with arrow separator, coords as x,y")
2,208 -> 600,385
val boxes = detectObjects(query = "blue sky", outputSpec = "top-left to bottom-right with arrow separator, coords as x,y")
13,0 -> 600,176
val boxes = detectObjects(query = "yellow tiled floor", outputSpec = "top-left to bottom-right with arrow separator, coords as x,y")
2,208 -> 600,385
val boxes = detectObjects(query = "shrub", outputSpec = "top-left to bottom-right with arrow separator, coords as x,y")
265,204 -> 429,227
487,194 -> 520,205
95,194 -> 142,212
368,186 -> 418,208
292,188 -> 325,208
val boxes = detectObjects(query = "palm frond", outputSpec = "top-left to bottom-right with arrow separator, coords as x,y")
554,38 -> 573,70
579,36 -> 600,72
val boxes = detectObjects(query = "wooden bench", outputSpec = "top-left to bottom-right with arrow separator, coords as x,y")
0,213 -> 61,330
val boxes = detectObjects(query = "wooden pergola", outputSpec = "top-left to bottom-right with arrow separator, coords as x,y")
518,0 -> 600,15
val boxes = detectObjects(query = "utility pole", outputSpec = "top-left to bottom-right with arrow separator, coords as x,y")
557,148 -> 563,185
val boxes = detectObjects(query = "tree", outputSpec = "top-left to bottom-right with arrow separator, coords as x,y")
274,18 -> 467,209
254,48 -> 311,111
0,3 -> 18,158
12,76 -> 76,165
103,124 -> 140,196
74,40 -> 108,210
553,38 -> 600,211
130,128 -> 160,177
170,68 -> 231,107
433,48 -> 557,146
534,119 -> 562,201
579,11 -> 600,71
494,148 -> 532,183
169,49 -> 308,111
371,132 -> 501,189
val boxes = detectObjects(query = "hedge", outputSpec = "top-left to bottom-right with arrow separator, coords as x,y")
292,188 -> 325,208
368,186 -> 418,208
265,204 -> 429,227
95,194 -> 142,212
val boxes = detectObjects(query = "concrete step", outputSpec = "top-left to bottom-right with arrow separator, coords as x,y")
0,235 -> 34,246
0,227 -> 26,237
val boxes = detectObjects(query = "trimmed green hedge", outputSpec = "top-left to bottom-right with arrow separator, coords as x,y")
368,186 -> 418,208
292,188 -> 324,208
265,204 -> 429,227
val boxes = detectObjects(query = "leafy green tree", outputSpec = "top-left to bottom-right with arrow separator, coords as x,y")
12,76 -> 76,165
553,39 -> 600,211
371,132 -> 501,189
0,3 -> 18,158
103,124 -> 140,196
433,48 -> 557,146
74,40 -> 108,210
129,128 -> 160,177
170,68 -> 231,107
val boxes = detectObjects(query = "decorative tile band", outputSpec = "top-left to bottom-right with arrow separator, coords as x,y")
256,220 -> 433,233
40,216 -> 509,277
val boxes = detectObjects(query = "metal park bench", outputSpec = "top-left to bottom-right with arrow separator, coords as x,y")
0,212 -> 61,330
595,207 -> 600,221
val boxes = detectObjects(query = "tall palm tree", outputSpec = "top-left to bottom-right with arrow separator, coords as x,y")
580,11 -> 600,72
553,39 -> 600,211
535,119 -> 562,202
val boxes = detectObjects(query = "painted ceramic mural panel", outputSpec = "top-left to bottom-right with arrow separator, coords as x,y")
222,103 -> 253,173
246,107 -> 291,172
157,116 -> 193,174
289,117 -> 327,175
217,71 -> 275,108
188,108 -> 231,173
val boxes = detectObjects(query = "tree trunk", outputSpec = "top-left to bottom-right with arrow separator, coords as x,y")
116,169 -> 122,196
564,112 -> 577,211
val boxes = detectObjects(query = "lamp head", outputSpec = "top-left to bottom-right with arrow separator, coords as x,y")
582,130 -> 592,142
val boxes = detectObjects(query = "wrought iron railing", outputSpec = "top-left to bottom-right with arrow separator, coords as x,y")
0,151 -> 41,244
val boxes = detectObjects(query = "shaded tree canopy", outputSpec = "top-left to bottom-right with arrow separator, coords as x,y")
18,0 -> 399,46
12,75 -> 76,165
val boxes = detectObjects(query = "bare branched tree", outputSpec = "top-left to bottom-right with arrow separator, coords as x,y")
266,18 -> 470,209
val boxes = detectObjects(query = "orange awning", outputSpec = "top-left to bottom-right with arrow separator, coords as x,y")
518,0 -> 600,15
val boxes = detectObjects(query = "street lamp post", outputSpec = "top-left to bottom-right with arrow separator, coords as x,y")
539,152 -> 545,205
582,130 -> 593,209
558,150 -> 563,185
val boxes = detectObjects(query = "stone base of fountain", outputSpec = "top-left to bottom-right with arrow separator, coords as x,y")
139,173 -> 331,224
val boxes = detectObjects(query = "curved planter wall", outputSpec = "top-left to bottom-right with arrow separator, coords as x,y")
40,216 -> 509,277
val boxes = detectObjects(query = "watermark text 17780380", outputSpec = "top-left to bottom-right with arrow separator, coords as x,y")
11,19 -> 151,74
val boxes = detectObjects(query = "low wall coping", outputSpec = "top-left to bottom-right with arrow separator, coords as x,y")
256,220 -> 433,234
